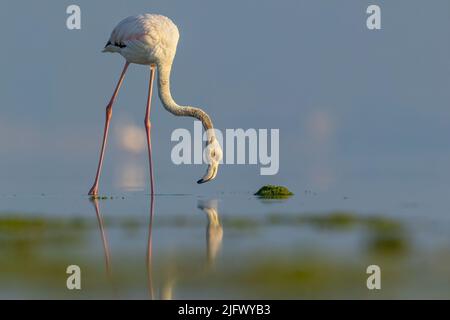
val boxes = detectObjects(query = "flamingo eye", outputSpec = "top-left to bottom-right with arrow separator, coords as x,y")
113,42 -> 127,48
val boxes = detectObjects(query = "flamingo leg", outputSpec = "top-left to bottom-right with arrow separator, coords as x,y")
89,62 -> 130,196
145,65 -> 156,195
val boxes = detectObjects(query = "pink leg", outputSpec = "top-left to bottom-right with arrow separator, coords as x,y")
89,62 -> 130,196
145,65 -> 156,195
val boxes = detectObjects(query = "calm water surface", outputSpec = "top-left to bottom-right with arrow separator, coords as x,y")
1,176 -> 450,299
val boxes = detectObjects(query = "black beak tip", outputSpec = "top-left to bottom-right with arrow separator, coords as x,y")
197,179 -> 206,184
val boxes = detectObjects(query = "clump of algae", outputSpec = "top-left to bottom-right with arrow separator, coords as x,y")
89,195 -> 125,201
255,185 -> 294,199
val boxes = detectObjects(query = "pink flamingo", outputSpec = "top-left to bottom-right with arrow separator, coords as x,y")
89,14 -> 223,196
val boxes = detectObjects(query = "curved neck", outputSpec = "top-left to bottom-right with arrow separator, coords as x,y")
157,61 -> 216,142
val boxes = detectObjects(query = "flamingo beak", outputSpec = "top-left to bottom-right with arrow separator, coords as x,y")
102,41 -> 112,53
197,163 -> 218,184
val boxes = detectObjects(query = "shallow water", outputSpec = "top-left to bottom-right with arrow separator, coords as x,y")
1,183 -> 450,299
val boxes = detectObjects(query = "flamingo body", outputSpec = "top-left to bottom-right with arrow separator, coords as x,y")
103,14 -> 180,66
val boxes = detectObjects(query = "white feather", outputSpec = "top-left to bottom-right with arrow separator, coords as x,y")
103,14 -> 180,65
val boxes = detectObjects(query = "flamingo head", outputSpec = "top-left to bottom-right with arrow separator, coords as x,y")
197,138 -> 222,184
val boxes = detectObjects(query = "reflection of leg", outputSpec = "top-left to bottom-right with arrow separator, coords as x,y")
90,199 -> 113,283
147,192 -> 155,299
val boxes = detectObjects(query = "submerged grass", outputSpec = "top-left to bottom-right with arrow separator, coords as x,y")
265,212 -> 403,232
0,215 -> 91,232
0,210 -> 408,261
0,211 -> 403,232
367,232 -> 408,255
0,209 -> 417,298
265,212 -> 409,255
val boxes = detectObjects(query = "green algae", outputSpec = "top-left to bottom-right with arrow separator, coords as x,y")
255,185 -> 293,199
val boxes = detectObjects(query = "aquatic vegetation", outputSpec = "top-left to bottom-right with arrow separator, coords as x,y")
90,195 -> 126,200
365,217 -> 403,233
0,215 -> 93,232
367,232 -> 409,255
0,207 -> 435,299
217,257 -> 379,299
120,218 -> 142,231
266,212 -> 403,232
222,217 -> 258,230
90,195 -> 109,200
0,216 -> 47,231
255,185 -> 293,199
299,212 -> 359,229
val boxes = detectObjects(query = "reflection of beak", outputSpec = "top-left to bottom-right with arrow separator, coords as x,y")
198,199 -> 218,211
197,163 -> 218,184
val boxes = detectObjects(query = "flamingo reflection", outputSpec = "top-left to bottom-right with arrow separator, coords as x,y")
90,197 -> 223,299
198,200 -> 223,268
146,192 -> 155,299
90,198 -> 114,293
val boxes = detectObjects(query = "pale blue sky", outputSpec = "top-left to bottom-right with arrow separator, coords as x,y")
1,0 -> 449,196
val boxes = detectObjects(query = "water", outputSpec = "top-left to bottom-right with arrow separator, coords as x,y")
1,177 -> 450,299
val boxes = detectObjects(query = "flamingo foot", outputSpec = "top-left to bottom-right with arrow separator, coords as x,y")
88,185 -> 99,196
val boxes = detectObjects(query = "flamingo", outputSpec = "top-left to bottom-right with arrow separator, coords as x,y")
88,14 -> 223,196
